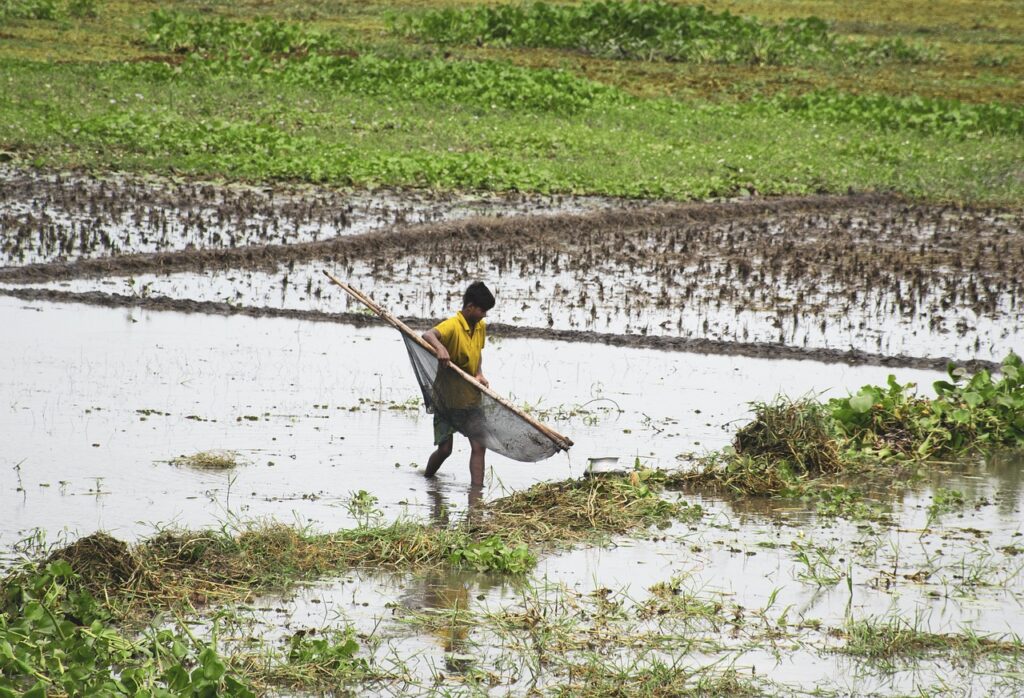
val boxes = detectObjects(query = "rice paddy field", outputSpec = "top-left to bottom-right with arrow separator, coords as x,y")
1,1 -> 1023,696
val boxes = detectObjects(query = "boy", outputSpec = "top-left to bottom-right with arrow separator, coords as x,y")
422,281 -> 495,487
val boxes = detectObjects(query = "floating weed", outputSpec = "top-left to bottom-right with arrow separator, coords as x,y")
277,626 -> 369,686
171,449 -> 242,470
926,487 -> 966,526
0,561 -> 254,697
792,540 -> 845,587
448,535 -> 536,574
814,486 -> 889,522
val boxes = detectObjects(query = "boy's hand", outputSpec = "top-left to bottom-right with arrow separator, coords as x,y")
475,373 -> 490,388
435,346 -> 451,366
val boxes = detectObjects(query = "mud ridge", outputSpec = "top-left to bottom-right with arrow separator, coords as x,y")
0,193 -> 902,283
2,286 -> 997,372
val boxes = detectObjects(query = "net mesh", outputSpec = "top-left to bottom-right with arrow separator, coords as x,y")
402,334 -> 563,462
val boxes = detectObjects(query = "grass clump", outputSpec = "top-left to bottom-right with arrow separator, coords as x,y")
678,354 -> 1024,497
841,616 -> 1024,662
1,471 -> 697,622
552,660 -> 762,697
392,0 -> 935,67
172,450 -> 241,470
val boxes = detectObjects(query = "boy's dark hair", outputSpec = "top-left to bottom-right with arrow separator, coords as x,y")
463,281 -> 495,311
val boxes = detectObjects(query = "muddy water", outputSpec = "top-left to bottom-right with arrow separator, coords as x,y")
193,459 -> 1024,696
29,253 -> 1020,363
0,168 -> 626,266
3,296 -> 1022,695
0,294 -> 942,547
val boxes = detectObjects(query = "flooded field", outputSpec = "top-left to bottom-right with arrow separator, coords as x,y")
1,175 -> 1023,696
4,188 -> 1021,364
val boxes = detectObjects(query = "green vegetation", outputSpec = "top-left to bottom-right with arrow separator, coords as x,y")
449,535 -> 536,574
391,1 -> 936,67
769,89 -> 1024,138
0,561 -> 254,697
0,0 -> 95,22
1,470 -> 690,623
0,2 -> 1021,202
678,354 -> 1024,497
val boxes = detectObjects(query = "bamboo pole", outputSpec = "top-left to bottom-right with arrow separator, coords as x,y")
323,270 -> 574,452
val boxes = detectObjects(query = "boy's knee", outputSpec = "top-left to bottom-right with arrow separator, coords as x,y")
438,438 -> 454,457
470,440 -> 486,455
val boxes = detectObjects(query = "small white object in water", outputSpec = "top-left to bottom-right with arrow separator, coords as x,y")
586,456 -> 620,475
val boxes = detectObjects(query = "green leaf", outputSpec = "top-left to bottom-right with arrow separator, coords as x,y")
849,392 -> 874,413
962,391 -> 983,407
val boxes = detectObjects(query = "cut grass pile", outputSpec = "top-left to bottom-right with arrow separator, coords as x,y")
476,467 -> 701,544
676,353 -> 1024,496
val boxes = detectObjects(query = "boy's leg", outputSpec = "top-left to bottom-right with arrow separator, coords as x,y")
425,435 -> 453,478
469,438 -> 486,488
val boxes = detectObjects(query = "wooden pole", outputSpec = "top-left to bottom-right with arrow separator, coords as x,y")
323,270 -> 573,452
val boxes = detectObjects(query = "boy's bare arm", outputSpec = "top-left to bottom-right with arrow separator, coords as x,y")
475,356 -> 489,388
422,328 -> 451,366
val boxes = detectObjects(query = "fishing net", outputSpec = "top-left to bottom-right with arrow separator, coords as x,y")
402,334 -> 564,462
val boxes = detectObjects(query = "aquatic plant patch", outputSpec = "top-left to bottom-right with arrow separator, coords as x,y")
677,354 -> 1024,497
391,0 -> 937,67
0,561 -> 254,697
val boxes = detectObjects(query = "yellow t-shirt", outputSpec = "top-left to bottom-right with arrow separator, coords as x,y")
434,311 -> 486,375
433,312 -> 486,409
